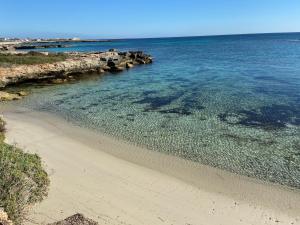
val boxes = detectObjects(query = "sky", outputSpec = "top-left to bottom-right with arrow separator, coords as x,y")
1,0 -> 300,39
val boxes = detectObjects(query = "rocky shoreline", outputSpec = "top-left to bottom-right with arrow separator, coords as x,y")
0,50 -> 152,89
14,44 -> 69,50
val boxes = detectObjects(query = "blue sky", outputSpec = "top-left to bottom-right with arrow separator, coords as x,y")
1,0 -> 300,38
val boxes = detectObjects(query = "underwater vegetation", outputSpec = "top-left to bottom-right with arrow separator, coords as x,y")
219,104 -> 300,130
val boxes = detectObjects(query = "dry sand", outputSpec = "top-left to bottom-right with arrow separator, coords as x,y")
2,106 -> 300,225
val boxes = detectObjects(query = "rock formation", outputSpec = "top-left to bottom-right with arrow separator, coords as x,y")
0,51 -> 152,88
14,44 -> 68,50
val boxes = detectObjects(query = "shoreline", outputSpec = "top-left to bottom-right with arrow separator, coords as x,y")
1,105 -> 300,225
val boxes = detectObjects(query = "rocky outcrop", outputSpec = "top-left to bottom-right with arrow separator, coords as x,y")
15,44 -> 68,50
0,51 -> 152,87
48,214 -> 98,225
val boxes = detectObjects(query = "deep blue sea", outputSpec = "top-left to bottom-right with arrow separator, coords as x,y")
11,33 -> 300,188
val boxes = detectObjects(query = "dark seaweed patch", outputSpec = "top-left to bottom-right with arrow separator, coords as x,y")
159,108 -> 193,115
221,133 -> 276,146
143,90 -> 157,95
134,91 -> 184,110
219,104 -> 300,130
158,98 -> 205,115
182,98 -> 205,110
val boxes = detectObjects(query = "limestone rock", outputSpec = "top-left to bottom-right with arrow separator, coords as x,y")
126,62 -> 134,68
0,51 -> 153,87
0,91 -> 22,101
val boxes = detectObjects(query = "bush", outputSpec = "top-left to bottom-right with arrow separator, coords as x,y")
0,118 -> 49,224
0,52 -> 68,66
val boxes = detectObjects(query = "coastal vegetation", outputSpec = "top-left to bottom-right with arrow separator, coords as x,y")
0,117 -> 49,224
0,51 -> 68,67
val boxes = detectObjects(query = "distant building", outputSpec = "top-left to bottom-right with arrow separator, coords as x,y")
72,37 -> 81,41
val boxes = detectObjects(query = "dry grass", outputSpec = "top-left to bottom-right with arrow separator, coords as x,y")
0,51 -> 68,67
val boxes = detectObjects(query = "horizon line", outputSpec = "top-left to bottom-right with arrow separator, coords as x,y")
120,31 -> 300,40
2,31 -> 300,40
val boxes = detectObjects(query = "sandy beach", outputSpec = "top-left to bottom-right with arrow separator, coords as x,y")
2,106 -> 300,225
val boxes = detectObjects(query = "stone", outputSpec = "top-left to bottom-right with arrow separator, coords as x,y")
0,208 -> 13,225
126,62 -> 134,68
102,65 -> 111,71
17,91 -> 28,96
97,68 -> 105,73
110,66 -> 125,72
136,58 -> 146,64
109,48 -> 117,52
0,91 -> 22,101
48,213 -> 98,225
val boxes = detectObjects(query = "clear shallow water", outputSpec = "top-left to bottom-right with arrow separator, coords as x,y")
9,33 -> 300,188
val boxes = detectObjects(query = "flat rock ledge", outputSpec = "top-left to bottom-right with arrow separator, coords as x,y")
48,214 -> 98,225
0,50 -> 152,88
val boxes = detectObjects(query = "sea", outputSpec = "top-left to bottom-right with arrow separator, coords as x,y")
6,33 -> 300,188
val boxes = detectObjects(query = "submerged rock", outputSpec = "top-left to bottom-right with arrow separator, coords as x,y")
48,214 -> 98,225
0,91 -> 22,101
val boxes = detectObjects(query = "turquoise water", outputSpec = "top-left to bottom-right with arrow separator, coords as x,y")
10,33 -> 300,188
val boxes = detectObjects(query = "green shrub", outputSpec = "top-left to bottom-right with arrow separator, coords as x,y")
0,52 -> 68,66
0,118 -> 49,224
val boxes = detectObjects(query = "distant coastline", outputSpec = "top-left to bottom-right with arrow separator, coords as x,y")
1,32 -> 300,43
